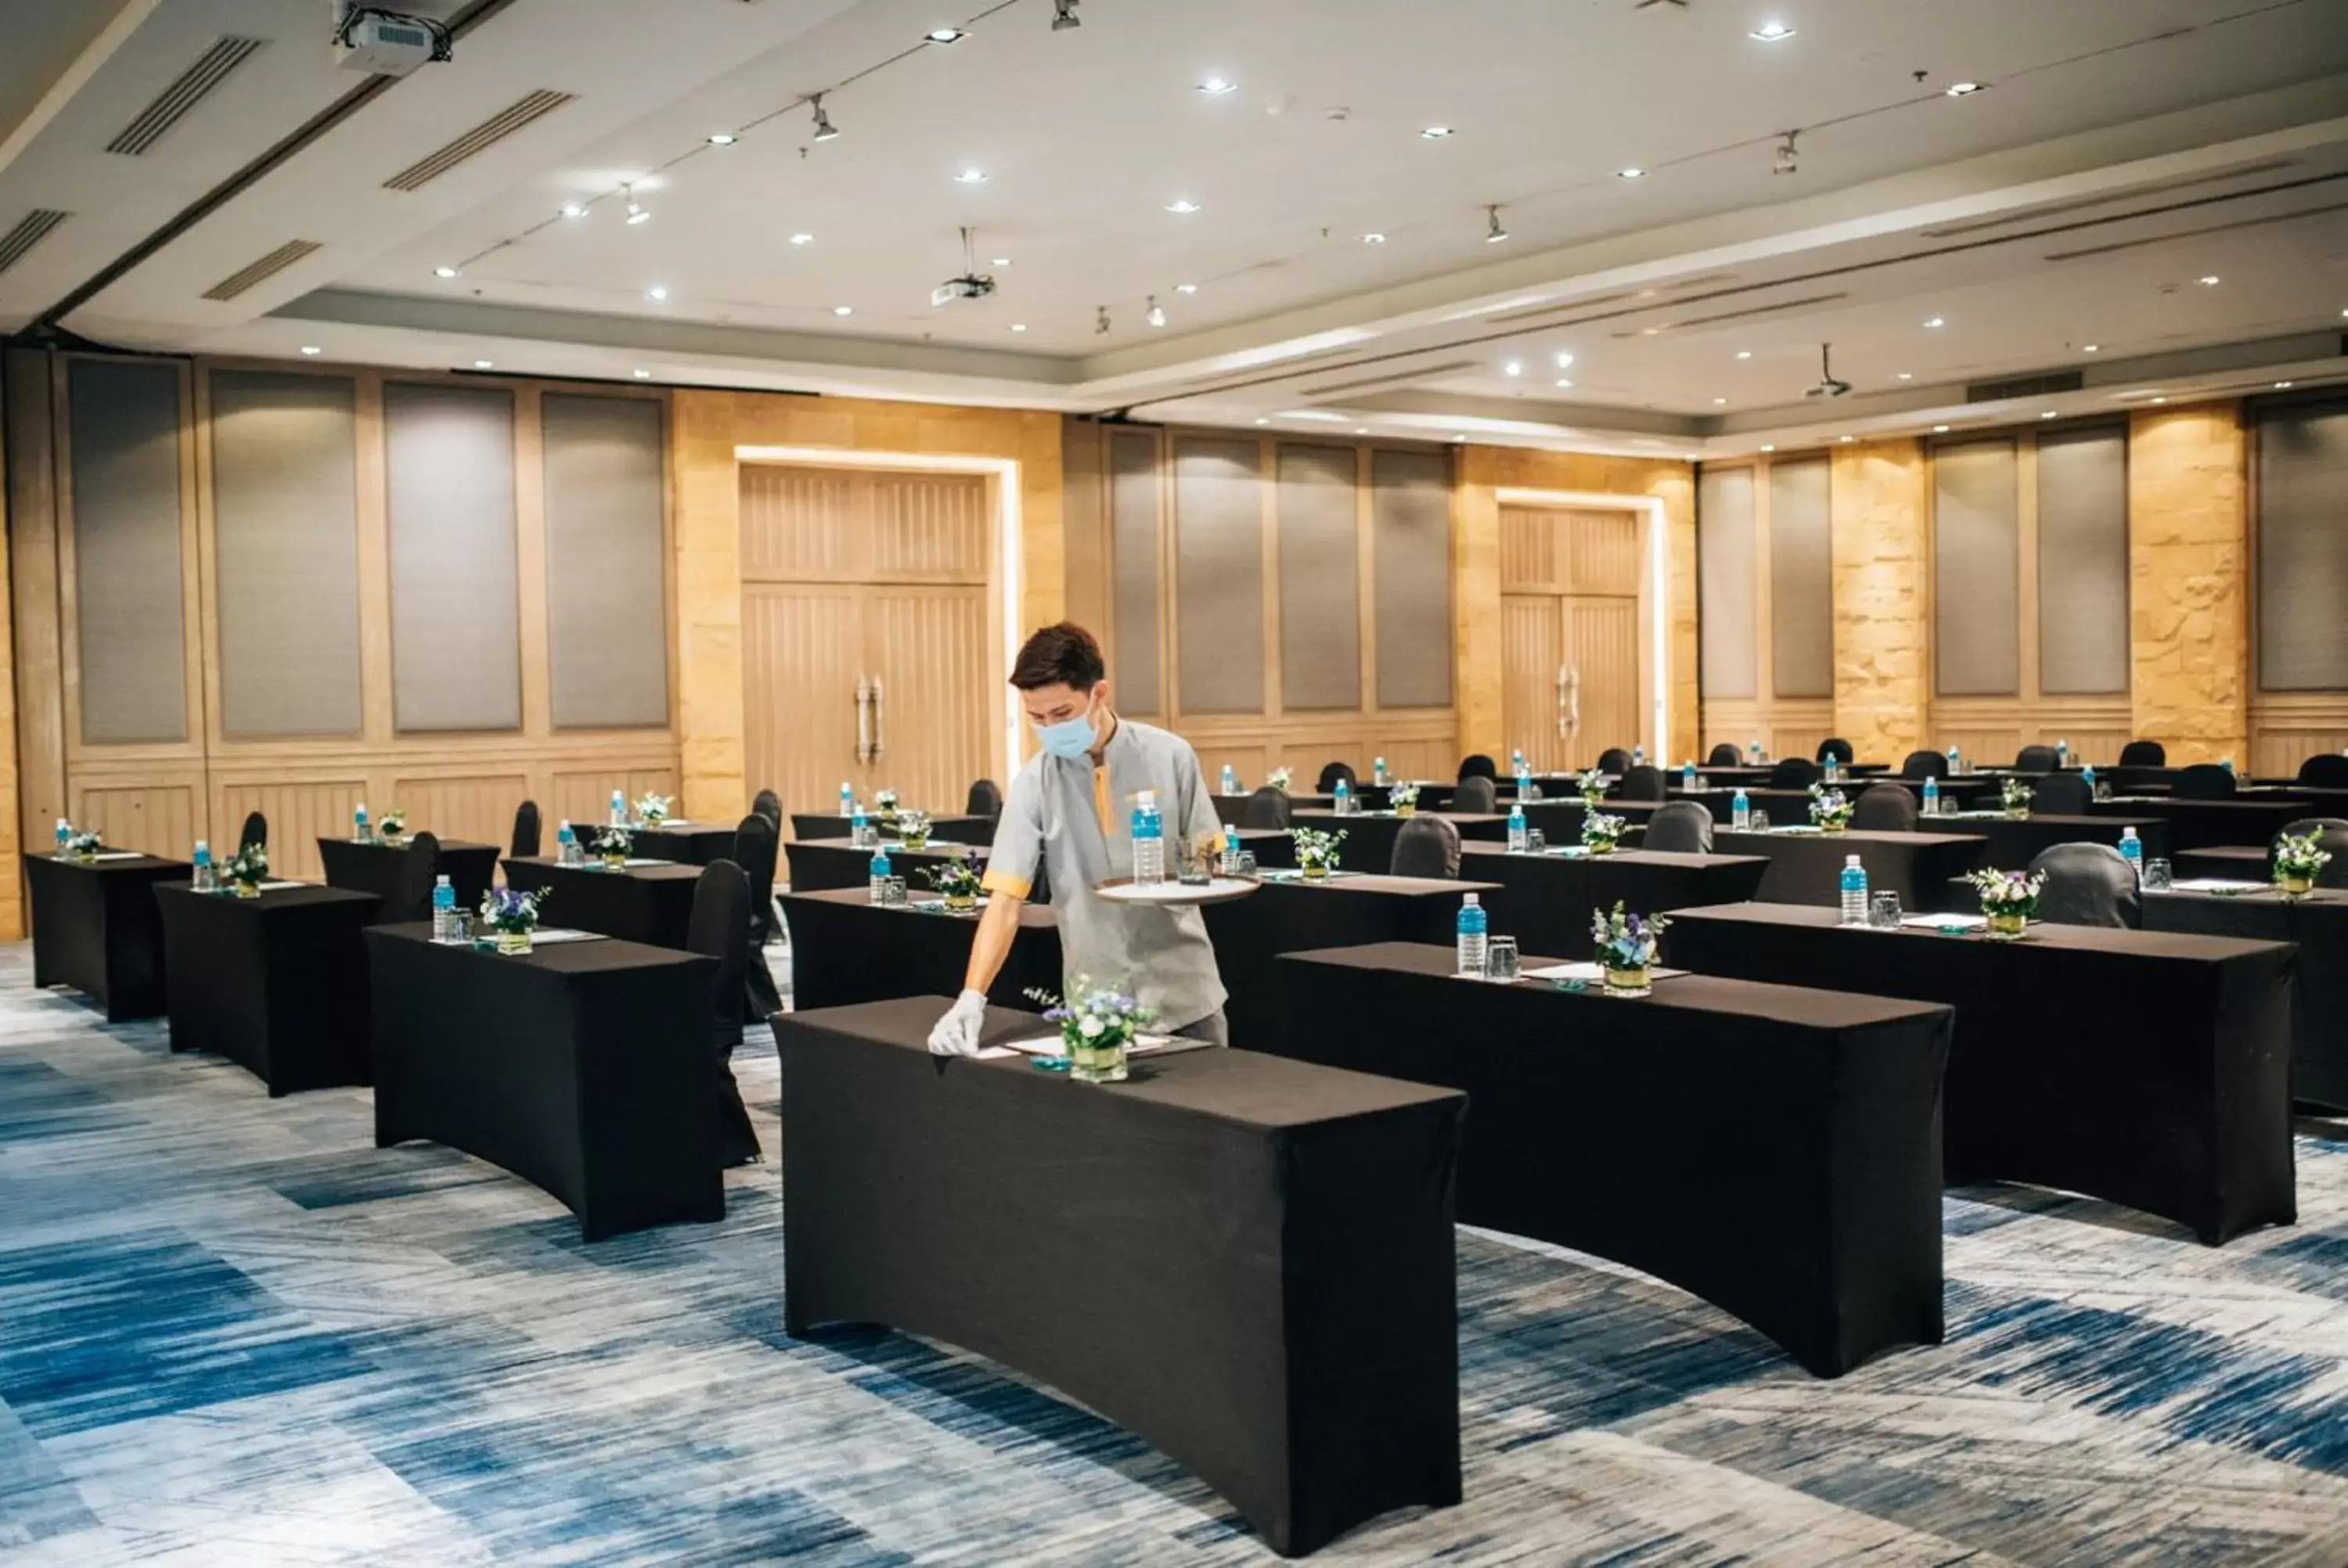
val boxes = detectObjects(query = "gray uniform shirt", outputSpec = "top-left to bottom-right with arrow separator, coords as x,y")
980,717 -> 1228,1030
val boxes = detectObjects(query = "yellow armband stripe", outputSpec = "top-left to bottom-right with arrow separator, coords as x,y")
980,867 -> 1032,898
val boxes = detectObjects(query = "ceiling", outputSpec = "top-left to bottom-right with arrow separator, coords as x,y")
5,0 -> 2348,457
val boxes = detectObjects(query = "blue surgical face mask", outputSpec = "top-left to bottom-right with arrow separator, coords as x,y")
1034,696 -> 1099,759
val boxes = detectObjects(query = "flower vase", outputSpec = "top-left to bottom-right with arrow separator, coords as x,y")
1820,821 -> 1846,835
1588,838 -> 1618,856
1070,1038 -> 1129,1084
1395,802 -> 1417,818
945,890 -> 977,914
2279,874 -> 2314,899
902,833 -> 931,852
74,852 -> 98,865
232,879 -> 261,899
1603,966 -> 1652,997
496,927 -> 534,955
603,854 -> 628,872
1302,860 -> 1330,881
1986,911 -> 2028,940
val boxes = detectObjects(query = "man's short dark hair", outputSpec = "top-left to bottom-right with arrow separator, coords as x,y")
1010,622 -> 1106,691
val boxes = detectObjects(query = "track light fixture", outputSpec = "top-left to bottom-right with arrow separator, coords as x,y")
1773,130 -> 1799,176
810,93 -> 839,142
1097,304 -> 1111,335
1146,295 -> 1166,328
1052,0 -> 1079,31
623,183 -> 650,225
1484,204 -> 1508,243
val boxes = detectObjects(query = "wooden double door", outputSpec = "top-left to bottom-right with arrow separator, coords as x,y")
1500,505 -> 1643,772
741,466 -> 994,819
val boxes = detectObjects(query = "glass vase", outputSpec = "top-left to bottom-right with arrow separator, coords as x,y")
2279,874 -> 2314,899
496,927 -> 534,955
1395,801 -> 1417,817
1986,911 -> 2029,940
1302,861 -> 1330,881
1070,1036 -> 1129,1084
1603,966 -> 1652,997
233,879 -> 261,899
903,832 -> 931,851
945,890 -> 978,913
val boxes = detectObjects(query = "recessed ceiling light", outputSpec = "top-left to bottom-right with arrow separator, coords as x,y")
1554,378 -> 1574,389
1759,443 -> 1777,452
560,203 -> 587,219
1946,81 -> 1984,96
2198,275 -> 2221,286
1933,424 -> 1950,433
300,345 -> 322,356
2151,396 -> 2167,404
1895,372 -> 1914,381
1421,124 -> 1454,139
2040,411 -> 2060,420
646,286 -> 668,300
1176,282 -> 1198,293
1254,418 -> 1270,426
1923,316 -> 1946,329
1712,397 -> 1728,405
1146,295 -> 1167,327
434,264 -> 459,279
1616,167 -> 1646,180
954,168 -> 989,184
928,27 -> 966,43
1735,350 -> 1752,360
1750,20 -> 1795,41
1198,76 -> 1237,95
1450,434 -> 1468,443
1010,323 -> 1028,333
833,304 -> 854,316
626,204 -> 651,226
1503,360 -> 1522,376
2275,380 -> 2294,389
1554,351 -> 1575,369
790,232 -> 815,246
1360,232 -> 1387,244
708,132 -> 736,146
1839,434 -> 1855,443
632,369 -> 651,379
2083,343 -> 2099,353
474,359 -> 494,369
991,257 -> 1011,267
1165,199 -> 1201,214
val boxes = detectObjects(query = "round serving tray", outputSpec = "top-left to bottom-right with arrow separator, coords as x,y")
1093,876 -> 1262,907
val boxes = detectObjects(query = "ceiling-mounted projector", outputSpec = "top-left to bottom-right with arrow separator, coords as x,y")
1803,342 -> 1853,399
334,5 -> 444,77
931,273 -> 998,307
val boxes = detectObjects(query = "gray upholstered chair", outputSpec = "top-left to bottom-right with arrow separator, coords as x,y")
688,858 -> 762,1167
2296,754 -> 2348,790
1616,764 -> 1666,802
1390,815 -> 1462,879
2027,843 -> 2141,929
1769,756 -> 1820,789
2032,773 -> 2092,815
509,800 -> 539,859
2119,739 -> 2166,766
1316,761 -> 1358,794
1596,747 -> 1633,775
2014,745 -> 2061,773
1451,775 -> 1498,815
1706,743 -> 1741,767
1817,737 -> 1854,765
239,811 -> 269,854
1458,753 -> 1497,783
1902,750 -> 1948,779
2173,763 -> 2238,800
1852,783 -> 1918,832
1240,786 -> 1292,830
1642,800 -> 1714,854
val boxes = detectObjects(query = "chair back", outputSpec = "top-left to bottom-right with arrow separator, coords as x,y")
965,779 -> 1003,818
751,788 -> 783,829
1643,800 -> 1714,854
1596,747 -> 1633,775
1389,815 -> 1462,879
1851,783 -> 1917,832
395,832 -> 441,923
1768,756 -> 1820,789
2013,744 -> 2061,774
510,800 -> 541,859
1706,743 -> 1741,767
239,810 -> 268,853
2119,739 -> 2166,766
2173,763 -> 2238,800
1817,737 -> 1854,765
2296,753 -> 2348,790
730,813 -> 780,940
1616,764 -> 1666,802
687,858 -> 751,1048
1450,775 -> 1498,815
1458,753 -> 1497,782
2110,764 -> 2167,794
2278,818 -> 2348,888
2031,773 -> 2092,815
1240,786 -> 1292,830
1901,750 -> 1948,779
2027,843 -> 2140,928
1316,761 -> 1358,794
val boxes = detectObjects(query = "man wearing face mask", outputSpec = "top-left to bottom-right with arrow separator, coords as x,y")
928,622 -> 1227,1056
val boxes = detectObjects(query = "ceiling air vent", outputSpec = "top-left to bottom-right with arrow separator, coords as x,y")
106,37 -> 267,155
0,210 -> 69,275
382,89 -> 576,192
1968,371 -> 2085,402
202,239 -> 322,301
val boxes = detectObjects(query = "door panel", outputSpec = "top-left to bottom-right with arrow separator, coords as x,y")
1562,508 -> 1641,596
1500,595 -> 1565,773
1566,596 -> 1640,768
740,466 -> 866,582
1498,507 -> 1561,593
870,473 -> 989,582
744,584 -> 863,820
864,585 -> 992,822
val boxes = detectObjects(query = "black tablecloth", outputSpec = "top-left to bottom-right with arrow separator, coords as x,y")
501,858 -> 703,950
1356,781 -> 1455,812
25,853 -> 188,1020
784,836 -> 1001,894
1925,812 -> 2170,867
585,821 -> 738,866
1704,829 -> 1986,910
787,812 -> 992,845
1693,763 -> 1892,786
1211,792 -> 1335,825
1454,843 -> 1769,958
1287,810 -> 1510,875
2088,796 -> 2309,851
2143,886 -> 2348,1111
1277,944 -> 1950,1376
778,997 -> 1464,1557
156,883 -> 379,1095
2173,845 -> 2271,882
365,923 -> 723,1241
317,836 -> 500,917
780,888 -> 1064,1012
1665,903 -> 2296,1243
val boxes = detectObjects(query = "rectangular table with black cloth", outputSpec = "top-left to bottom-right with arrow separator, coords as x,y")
2141,885 -> 2348,1111
1691,763 -> 1893,789
1670,779 -> 2001,822
1454,843 -> 1770,958
365,922 -> 722,1241
318,836 -> 501,917
1664,902 -> 2296,1243
589,821 -> 739,867
1923,811 -> 2170,868
25,853 -> 189,1020
1211,792 -> 1334,825
778,996 -> 1465,1558
2087,796 -> 2310,851
780,887 -> 1064,1012
1287,809 -> 1509,875
2173,845 -> 2271,882
787,811 -> 992,845
1356,781 -> 1454,812
155,883 -> 380,1095
785,836 -> 1004,896
500,858 -> 704,951
1703,829 -> 1987,910
1276,943 -> 1951,1376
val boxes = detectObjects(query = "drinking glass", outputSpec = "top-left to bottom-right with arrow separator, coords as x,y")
2145,858 -> 2173,891
1526,829 -> 1547,853
1871,890 -> 1903,929
884,876 -> 909,907
1485,936 -> 1521,983
1749,809 -> 1772,832
1235,851 -> 1259,877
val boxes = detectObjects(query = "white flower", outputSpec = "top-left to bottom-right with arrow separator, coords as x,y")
1079,1015 -> 1104,1038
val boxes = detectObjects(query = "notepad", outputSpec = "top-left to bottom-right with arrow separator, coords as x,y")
1522,962 -> 1690,983
67,851 -> 147,861
2163,878 -> 2268,894
255,880 -> 306,891
1900,912 -> 1986,931
526,928 -> 607,944
995,1032 -> 1184,1058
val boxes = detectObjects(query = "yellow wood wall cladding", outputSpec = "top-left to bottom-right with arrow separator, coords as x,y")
1829,439 -> 1931,768
2130,402 -> 2249,764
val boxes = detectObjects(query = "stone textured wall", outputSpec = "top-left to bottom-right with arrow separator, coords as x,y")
1828,440 -> 1931,766
2128,403 -> 2248,764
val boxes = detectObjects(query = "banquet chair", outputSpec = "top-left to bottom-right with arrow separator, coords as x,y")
238,811 -> 268,853
1616,764 -> 1666,802
1769,756 -> 1820,789
1901,750 -> 1949,779
687,859 -> 762,1167
1240,786 -> 1292,830
394,832 -> 441,924
1596,747 -> 1633,775
2173,763 -> 2238,800
1457,753 -> 1498,783
1852,783 -> 1918,832
510,800 -> 541,859
2277,818 -> 2348,889
1317,761 -> 1358,794
731,813 -> 783,1020
1817,737 -> 1854,766
751,788 -> 783,829
1451,775 -> 1498,815
2297,754 -> 2348,790
2013,744 -> 2061,773
2027,843 -> 2141,929
1389,815 -> 1461,879
2032,773 -> 2093,815
2119,739 -> 2167,766
1643,800 -> 1713,854
1706,743 -> 1741,767
965,779 -> 1003,820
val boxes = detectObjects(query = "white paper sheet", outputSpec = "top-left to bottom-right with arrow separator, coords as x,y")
1900,912 -> 1986,930
525,928 -> 607,944
1522,962 -> 1691,982
2162,878 -> 2269,894
67,851 -> 147,861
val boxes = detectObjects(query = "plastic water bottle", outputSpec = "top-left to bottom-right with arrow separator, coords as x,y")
1839,855 -> 1869,925
1732,788 -> 1751,831
1824,754 -> 1839,784
1333,777 -> 1353,816
1374,757 -> 1388,786
1511,749 -> 1525,775
2119,826 -> 2143,879
1633,745 -> 1646,766
1222,823 -> 1241,872
1220,764 -> 1237,796
193,840 -> 215,893
1456,894 -> 1488,976
851,804 -> 870,848
2056,738 -> 2070,768
2080,763 -> 2097,800
353,801 -> 370,842
868,846 -> 891,904
609,789 -> 626,826
1507,801 -> 1529,853
2220,756 -> 2235,775
838,780 -> 854,817
1132,789 -> 1165,886
557,820 -> 581,866
1748,739 -> 1763,764
54,818 -> 69,855
1922,775 -> 1940,816
1682,761 -> 1696,791
1946,745 -> 1962,775
431,874 -> 456,941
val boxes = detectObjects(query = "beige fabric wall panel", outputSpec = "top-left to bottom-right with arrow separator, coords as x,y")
1767,456 -> 1833,699
67,358 -> 187,743
1173,436 -> 1266,714
1107,430 -> 1163,714
209,369 -> 362,737
543,394 -> 669,728
1370,449 -> 1453,710
384,382 -> 521,732
1696,466 -> 1757,699
2256,397 -> 2348,692
1276,444 -> 1362,710
2036,424 -> 2130,696
1932,438 -> 2022,697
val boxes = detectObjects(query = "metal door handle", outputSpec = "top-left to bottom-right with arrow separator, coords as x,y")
1554,663 -> 1568,739
869,674 -> 886,765
855,676 -> 873,765
1565,666 -> 1582,739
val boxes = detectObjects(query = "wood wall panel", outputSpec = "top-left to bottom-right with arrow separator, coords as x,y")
549,766 -> 682,833
218,779 -> 365,880
742,584 -> 861,820
740,466 -> 859,581
1566,509 -> 1641,596
870,473 -> 989,581
1500,596 -> 1564,772
865,585 -> 992,821
387,774 -> 532,851
1498,506 -> 1558,592
72,781 -> 197,860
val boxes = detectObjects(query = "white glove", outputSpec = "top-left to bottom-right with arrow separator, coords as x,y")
927,988 -> 988,1057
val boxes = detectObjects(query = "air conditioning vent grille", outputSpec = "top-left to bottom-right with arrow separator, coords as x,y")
1968,371 -> 2085,402
0,210 -> 69,275
106,37 -> 267,156
202,239 -> 322,301
382,89 -> 576,192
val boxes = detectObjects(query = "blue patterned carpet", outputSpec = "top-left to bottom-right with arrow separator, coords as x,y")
5,944 -> 2348,1566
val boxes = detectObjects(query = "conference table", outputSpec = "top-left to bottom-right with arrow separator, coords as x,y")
318,835 -> 501,918
154,882 -> 380,1095
787,811 -> 991,845
1287,808 -> 1509,875
777,997 -> 1466,1558
1707,828 -> 1986,910
780,886 -> 1064,1011
1212,791 -> 1334,825
1665,903 -> 2296,1244
1453,843 -> 1770,958
1925,811 -> 2170,867
1669,779 -> 2001,819
501,857 -> 704,950
2087,795 -> 2310,850
24,851 -> 188,1020
366,923 -> 723,1242
1276,943 -> 1952,1376
588,819 -> 739,866
2172,845 -> 2271,882
2141,884 -> 2348,1111
784,836 -> 1000,895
